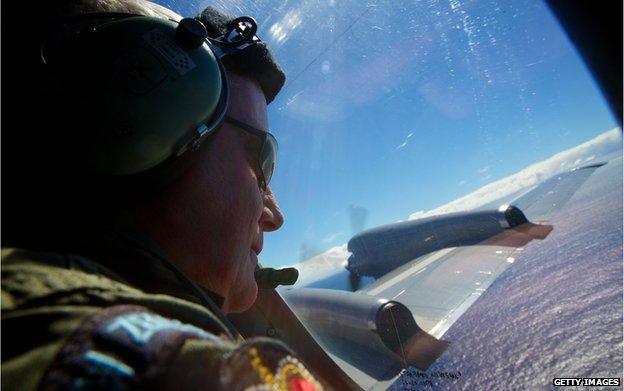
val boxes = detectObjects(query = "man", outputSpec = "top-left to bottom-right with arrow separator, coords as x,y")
1,1 -> 325,389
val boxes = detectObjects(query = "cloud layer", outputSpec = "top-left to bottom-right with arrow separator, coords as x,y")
408,128 -> 622,220
297,128 -> 621,267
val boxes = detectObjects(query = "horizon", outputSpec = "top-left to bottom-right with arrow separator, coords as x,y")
284,127 -> 622,269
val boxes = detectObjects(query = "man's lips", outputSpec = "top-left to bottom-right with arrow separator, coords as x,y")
250,250 -> 259,270
252,237 -> 263,256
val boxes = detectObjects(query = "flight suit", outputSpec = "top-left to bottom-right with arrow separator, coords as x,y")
1,221 -> 324,390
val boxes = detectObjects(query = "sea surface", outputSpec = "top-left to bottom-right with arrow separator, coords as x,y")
390,154 -> 623,390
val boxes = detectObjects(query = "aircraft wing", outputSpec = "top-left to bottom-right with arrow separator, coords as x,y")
476,162 -> 607,221
229,162 -> 606,390
360,223 -> 552,339
361,162 -> 606,340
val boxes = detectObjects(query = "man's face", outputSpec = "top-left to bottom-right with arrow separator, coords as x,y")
148,73 -> 284,313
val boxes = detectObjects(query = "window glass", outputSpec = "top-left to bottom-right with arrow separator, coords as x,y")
158,1 -> 621,389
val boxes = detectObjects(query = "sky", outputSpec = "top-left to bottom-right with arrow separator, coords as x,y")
157,0 -> 620,267
290,127 -> 621,274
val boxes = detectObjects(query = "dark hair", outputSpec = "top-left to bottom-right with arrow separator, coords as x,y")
197,6 -> 286,104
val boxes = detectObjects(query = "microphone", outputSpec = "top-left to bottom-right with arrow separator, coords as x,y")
255,267 -> 299,288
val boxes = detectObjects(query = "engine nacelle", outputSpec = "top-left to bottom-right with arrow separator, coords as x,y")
282,288 -> 447,369
347,205 -> 528,278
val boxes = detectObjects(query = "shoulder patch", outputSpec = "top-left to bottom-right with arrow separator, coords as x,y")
40,305 -> 225,390
221,338 -> 324,391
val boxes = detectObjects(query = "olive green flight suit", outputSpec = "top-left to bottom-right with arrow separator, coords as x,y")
1,223 -> 323,390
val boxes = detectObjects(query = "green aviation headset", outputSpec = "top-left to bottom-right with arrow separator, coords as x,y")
39,12 -> 264,192
37,12 -> 296,290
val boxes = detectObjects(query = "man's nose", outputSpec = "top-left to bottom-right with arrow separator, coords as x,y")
260,186 -> 284,232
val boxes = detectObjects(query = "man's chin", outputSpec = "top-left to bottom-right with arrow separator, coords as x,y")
223,279 -> 258,314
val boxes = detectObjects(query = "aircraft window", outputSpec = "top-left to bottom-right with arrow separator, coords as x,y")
159,1 -> 621,389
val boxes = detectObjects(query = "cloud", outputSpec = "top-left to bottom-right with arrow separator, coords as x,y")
408,128 -> 621,220
409,210 -> 427,220
458,180 -> 467,186
477,165 -> 490,174
297,128 -> 621,266
292,244 -> 350,279
298,242 -> 322,262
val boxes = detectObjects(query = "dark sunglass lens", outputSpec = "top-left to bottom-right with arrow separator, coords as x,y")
260,134 -> 277,185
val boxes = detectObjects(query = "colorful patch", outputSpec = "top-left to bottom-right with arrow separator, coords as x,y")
101,311 -> 219,345
40,306 -> 324,390
222,339 -> 324,391
246,347 -> 322,391
82,350 -> 135,378
40,305 -> 224,390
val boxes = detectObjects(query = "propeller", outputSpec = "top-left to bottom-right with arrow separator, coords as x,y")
349,204 -> 369,236
348,205 -> 369,291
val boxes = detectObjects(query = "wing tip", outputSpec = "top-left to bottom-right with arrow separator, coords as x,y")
571,161 -> 607,171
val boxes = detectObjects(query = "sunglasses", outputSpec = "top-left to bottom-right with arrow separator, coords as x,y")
224,115 -> 278,190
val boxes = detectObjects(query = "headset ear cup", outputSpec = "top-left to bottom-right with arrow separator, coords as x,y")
34,14 -> 230,203
38,15 -> 226,176
108,127 -> 220,203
